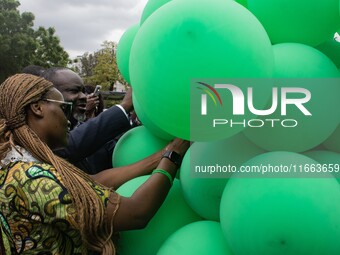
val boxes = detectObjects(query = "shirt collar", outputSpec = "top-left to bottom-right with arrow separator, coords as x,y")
0,145 -> 40,169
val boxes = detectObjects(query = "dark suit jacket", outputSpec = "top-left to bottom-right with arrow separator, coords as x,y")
54,106 -> 131,173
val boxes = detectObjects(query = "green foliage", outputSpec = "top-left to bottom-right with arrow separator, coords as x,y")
72,41 -> 127,90
0,0 -> 69,82
87,41 -> 118,90
32,27 -> 69,67
73,52 -> 97,77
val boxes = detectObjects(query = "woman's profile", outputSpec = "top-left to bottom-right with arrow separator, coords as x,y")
0,74 -> 189,254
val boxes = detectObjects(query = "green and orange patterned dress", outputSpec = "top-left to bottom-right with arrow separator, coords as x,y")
0,146 -> 112,254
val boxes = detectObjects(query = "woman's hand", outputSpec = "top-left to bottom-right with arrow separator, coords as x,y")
163,138 -> 190,157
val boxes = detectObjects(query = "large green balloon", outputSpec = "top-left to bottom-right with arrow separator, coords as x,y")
140,0 -> 172,25
244,43 -> 340,152
157,221 -> 233,255
133,92 -> 174,141
116,176 -> 201,255
180,132 -> 265,221
116,24 -> 139,85
112,126 -> 169,167
220,151 -> 340,255
130,0 -> 274,141
247,0 -> 340,46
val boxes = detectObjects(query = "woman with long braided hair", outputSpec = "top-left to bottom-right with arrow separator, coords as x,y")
0,74 -> 189,254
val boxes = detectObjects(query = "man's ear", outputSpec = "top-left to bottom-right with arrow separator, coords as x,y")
28,102 -> 44,118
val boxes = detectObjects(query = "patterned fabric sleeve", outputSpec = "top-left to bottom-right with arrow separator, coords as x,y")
1,161 -> 113,254
0,224 -> 11,254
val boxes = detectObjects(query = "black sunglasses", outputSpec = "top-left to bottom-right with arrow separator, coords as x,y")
42,99 -> 73,119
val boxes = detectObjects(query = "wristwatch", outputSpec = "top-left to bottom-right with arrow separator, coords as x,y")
162,150 -> 182,167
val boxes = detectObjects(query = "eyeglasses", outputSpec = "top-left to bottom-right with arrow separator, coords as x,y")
42,99 -> 73,119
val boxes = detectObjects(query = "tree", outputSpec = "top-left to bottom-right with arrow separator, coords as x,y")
73,52 -> 97,78
0,0 -> 69,82
32,27 -> 69,67
85,41 -> 118,90
72,41 -> 127,90
0,0 -> 35,81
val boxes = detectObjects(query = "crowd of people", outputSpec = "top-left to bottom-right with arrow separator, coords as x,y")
0,66 -> 190,254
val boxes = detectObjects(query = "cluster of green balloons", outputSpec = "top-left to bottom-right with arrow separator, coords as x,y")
113,129 -> 340,255
114,0 -> 340,254
244,43 -> 340,152
120,0 -> 274,141
116,176 -> 201,255
220,152 -> 340,255
180,133 -> 265,221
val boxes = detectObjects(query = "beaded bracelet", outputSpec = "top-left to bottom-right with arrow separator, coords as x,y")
152,169 -> 173,186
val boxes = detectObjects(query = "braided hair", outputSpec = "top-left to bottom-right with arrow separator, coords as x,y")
0,74 -> 115,254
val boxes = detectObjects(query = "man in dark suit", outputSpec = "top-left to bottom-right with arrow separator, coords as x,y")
42,67 -> 132,173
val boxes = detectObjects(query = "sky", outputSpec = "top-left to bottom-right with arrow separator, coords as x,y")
18,0 -> 148,59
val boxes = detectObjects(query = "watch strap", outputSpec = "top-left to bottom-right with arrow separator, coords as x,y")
162,150 -> 182,167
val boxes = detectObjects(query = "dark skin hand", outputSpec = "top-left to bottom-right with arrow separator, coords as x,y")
91,138 -> 190,231
85,93 -> 100,120
120,87 -> 133,113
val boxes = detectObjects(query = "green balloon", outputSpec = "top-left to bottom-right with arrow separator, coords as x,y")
272,43 -> 340,78
116,176 -> 201,255
220,152 -> 340,255
157,221 -> 233,255
133,92 -> 174,141
247,0 -> 340,46
315,37 -> 340,69
244,43 -> 340,152
140,0 -> 172,25
130,0 -> 274,141
180,132 -> 265,221
116,24 -> 139,85
112,126 -> 168,167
